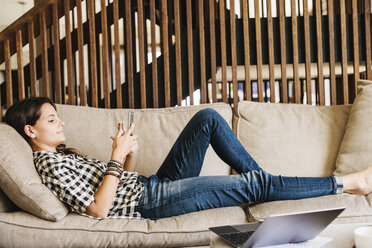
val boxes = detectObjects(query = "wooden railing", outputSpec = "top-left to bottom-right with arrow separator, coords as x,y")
0,0 -> 371,122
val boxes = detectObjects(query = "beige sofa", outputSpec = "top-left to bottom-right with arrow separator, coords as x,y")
1,80 -> 372,247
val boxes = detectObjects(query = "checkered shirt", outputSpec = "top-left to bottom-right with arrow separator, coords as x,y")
33,151 -> 144,219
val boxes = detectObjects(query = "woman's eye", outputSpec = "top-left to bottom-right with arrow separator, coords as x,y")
48,120 -> 54,123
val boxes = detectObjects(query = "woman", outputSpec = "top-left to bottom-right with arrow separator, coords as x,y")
4,97 -> 372,220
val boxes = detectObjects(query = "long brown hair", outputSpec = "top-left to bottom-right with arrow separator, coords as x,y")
4,97 -> 84,156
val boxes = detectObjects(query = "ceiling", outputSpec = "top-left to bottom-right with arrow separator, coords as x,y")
0,0 -> 34,32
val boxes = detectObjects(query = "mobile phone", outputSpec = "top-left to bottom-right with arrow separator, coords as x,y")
128,111 -> 134,135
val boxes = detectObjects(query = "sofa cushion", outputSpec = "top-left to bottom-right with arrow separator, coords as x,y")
0,188 -> 18,213
246,194 -> 372,224
56,103 -> 232,177
334,80 -> 372,176
0,124 -> 69,221
233,101 -> 351,177
0,206 -> 247,247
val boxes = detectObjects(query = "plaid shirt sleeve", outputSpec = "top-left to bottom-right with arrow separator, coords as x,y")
34,152 -> 95,214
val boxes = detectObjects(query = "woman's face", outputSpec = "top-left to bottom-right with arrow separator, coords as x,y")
27,103 -> 65,152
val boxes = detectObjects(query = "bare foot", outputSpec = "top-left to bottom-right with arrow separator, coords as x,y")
342,166 -> 372,195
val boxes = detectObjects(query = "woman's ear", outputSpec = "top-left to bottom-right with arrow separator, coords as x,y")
24,125 -> 36,139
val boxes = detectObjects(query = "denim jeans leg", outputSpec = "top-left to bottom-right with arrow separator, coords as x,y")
137,170 -> 339,219
156,108 -> 261,181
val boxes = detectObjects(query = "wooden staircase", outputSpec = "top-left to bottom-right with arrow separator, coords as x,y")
0,0 -> 371,121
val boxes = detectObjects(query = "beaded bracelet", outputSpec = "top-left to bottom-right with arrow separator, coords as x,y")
107,162 -> 124,172
106,167 -> 123,175
107,161 -> 124,168
108,159 -> 125,168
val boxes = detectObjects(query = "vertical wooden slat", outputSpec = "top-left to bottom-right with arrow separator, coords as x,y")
266,0 -> 275,103
4,39 -> 13,108
340,0 -> 349,104
219,0 -> 227,103
199,0 -> 207,104
76,0 -> 86,106
291,0 -> 300,103
278,0 -> 288,103
64,0 -> 75,105
242,0 -> 251,101
161,0 -> 170,107
303,0 -> 312,104
150,0 -> 158,108
107,20 -> 114,96
365,0 -> 372,80
315,0 -> 324,105
100,0 -> 110,108
113,0 -> 122,108
52,4 -> 62,103
88,0 -> 98,107
138,0 -> 147,108
16,30 -> 25,100
230,0 -> 238,105
107,19 -> 114,89
187,0 -> 194,105
254,0 -> 263,102
125,0 -> 134,108
174,0 -> 182,106
219,0 -> 228,103
143,10 -> 149,68
131,8 -> 137,84
166,0 -> 173,54
39,11 -> 50,98
209,0 -> 217,103
28,20 -> 37,97
327,0 -> 337,105
352,0 -> 359,95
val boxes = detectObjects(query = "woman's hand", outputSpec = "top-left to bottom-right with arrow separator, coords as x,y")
110,121 -> 138,162
86,122 -> 138,218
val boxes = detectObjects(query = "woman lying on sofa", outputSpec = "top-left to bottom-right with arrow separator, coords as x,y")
4,97 -> 372,220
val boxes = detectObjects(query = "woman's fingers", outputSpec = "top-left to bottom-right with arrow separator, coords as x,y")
111,121 -> 134,142
120,121 -> 126,132
127,123 -> 135,135
113,123 -> 124,139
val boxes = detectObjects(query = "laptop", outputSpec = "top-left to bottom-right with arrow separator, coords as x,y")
209,207 -> 345,248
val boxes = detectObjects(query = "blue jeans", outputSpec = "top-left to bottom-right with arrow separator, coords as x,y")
136,108 -> 343,219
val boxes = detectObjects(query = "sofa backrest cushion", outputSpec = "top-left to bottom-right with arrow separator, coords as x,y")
234,101 -> 351,177
56,103 -> 232,177
334,80 -> 372,176
0,123 -> 69,221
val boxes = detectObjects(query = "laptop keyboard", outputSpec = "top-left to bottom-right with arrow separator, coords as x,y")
220,231 -> 254,246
